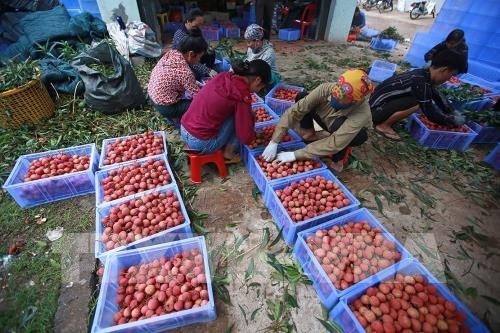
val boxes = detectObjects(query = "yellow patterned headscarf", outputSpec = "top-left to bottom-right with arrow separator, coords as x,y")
331,69 -> 374,102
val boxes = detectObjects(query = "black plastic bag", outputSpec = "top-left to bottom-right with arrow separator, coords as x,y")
71,42 -> 145,114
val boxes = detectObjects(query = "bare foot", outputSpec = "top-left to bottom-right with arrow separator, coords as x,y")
223,144 -> 237,159
374,125 -> 401,141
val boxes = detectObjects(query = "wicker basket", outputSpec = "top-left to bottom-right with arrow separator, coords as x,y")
0,78 -> 55,129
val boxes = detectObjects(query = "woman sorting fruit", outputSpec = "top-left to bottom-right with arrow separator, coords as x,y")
147,28 -> 208,124
172,8 -> 217,80
180,59 -> 272,164
244,24 -> 280,86
262,69 -> 374,173
424,29 -> 468,71
370,49 -> 467,141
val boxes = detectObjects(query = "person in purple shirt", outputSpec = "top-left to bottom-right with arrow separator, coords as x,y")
172,9 -> 216,80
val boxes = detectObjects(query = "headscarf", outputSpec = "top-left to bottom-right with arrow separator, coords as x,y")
331,69 -> 374,102
244,24 -> 264,41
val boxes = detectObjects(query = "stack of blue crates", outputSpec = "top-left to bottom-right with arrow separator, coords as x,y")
60,0 -> 101,19
91,131 -> 217,332
405,0 -> 500,81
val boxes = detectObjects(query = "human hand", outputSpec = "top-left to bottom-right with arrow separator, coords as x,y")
275,151 -> 296,164
209,69 -> 218,77
450,111 -> 465,126
262,141 -> 278,162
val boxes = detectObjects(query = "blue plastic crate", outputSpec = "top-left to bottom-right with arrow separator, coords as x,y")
95,155 -> 176,208
91,236 -> 216,333
467,60 -> 500,82
485,143 -> 500,170
434,8 -> 468,25
79,0 -> 99,13
244,4 -> 256,24
461,98 -> 495,111
330,259 -> 489,333
3,144 -> 99,209
460,13 -> 497,34
369,37 -> 398,52
265,83 -> 305,115
294,208 -> 413,309
215,57 -> 231,72
265,169 -> 360,246
406,113 -> 478,151
223,26 -> 240,39
245,142 -> 328,197
95,185 -> 192,262
403,43 -> 427,68
457,73 -> 500,95
99,131 -> 168,170
252,103 -> 279,127
447,93 -> 496,111
468,0 -> 500,16
441,0 -> 473,12
278,28 -> 300,41
61,0 -> 80,9
251,93 -> 264,106
368,60 -> 397,83
467,122 -> 500,144
201,27 -> 220,41
360,27 -> 379,38
241,121 -> 303,165
230,17 -> 246,29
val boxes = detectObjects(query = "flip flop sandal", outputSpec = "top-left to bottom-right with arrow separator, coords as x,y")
374,127 -> 402,141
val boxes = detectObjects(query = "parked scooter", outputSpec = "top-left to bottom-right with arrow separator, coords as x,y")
410,1 -> 436,19
377,0 -> 393,13
362,0 -> 378,11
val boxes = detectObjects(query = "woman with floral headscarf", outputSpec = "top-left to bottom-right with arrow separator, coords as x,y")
261,69 -> 374,172
244,24 -> 280,85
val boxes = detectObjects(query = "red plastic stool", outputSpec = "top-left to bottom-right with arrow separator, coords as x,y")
186,149 -> 228,184
342,146 -> 353,165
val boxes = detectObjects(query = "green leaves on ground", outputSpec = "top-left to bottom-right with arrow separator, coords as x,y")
0,59 -> 40,93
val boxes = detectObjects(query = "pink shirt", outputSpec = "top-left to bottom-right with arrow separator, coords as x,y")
147,49 -> 200,106
181,72 -> 256,145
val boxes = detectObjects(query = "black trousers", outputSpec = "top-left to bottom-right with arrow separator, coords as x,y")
371,95 -> 418,125
256,0 -> 275,39
296,92 -> 368,162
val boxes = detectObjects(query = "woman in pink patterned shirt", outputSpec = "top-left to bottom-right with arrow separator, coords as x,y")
147,28 -> 208,123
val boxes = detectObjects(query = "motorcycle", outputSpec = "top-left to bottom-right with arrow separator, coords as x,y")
377,0 -> 393,13
361,0 -> 378,11
410,1 -> 436,19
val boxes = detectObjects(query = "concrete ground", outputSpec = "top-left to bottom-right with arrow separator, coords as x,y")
363,5 -> 435,39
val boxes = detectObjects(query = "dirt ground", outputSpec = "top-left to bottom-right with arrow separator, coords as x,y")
171,15 -> 500,332
1,7 -> 498,333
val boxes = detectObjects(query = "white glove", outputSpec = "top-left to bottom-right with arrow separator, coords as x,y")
276,151 -> 296,164
262,141 -> 278,162
209,69 -> 218,77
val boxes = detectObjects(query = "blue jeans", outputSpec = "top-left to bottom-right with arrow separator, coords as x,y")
181,117 -> 239,154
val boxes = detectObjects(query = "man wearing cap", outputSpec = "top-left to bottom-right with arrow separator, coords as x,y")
261,69 -> 374,172
244,24 -> 280,85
